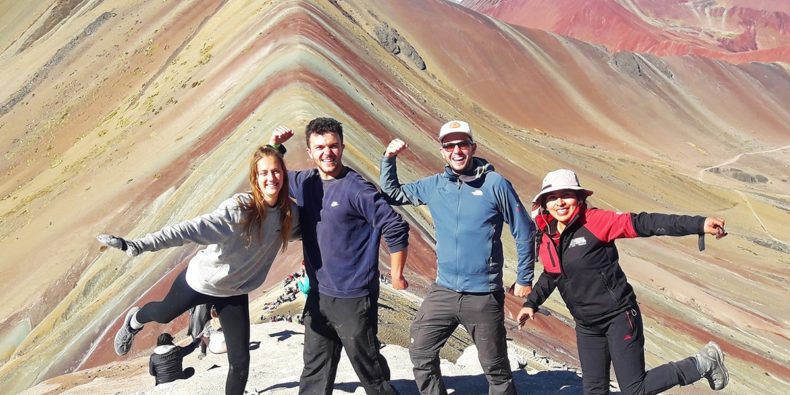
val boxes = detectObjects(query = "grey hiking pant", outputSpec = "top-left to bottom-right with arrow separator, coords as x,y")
575,304 -> 702,394
409,284 -> 515,395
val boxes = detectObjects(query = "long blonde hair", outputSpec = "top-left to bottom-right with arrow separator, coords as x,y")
243,146 -> 292,251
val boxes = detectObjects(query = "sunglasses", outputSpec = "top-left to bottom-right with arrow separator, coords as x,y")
441,140 -> 473,151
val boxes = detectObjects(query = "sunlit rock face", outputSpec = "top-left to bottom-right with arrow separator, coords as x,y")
462,0 -> 790,63
0,0 -> 787,393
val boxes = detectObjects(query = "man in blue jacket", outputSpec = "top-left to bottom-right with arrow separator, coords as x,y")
270,118 -> 409,395
379,120 -> 535,395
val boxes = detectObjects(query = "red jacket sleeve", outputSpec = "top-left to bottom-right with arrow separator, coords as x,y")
583,208 -> 638,242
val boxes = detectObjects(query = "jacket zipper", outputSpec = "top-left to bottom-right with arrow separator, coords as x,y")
623,309 -> 635,341
539,221 -> 561,272
546,237 -> 559,270
598,271 -> 619,302
556,212 -> 582,274
454,178 -> 462,291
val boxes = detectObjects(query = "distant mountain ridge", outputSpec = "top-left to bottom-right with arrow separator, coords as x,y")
461,0 -> 790,63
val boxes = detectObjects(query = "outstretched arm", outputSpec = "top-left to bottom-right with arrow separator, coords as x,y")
97,234 -> 139,257
97,197 -> 241,256
587,210 -> 723,242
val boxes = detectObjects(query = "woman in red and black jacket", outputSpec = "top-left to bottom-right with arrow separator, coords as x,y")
517,169 -> 729,395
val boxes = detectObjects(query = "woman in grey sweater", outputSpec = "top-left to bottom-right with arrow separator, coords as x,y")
97,145 -> 299,395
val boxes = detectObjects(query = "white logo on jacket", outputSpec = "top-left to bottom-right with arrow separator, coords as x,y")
330,201 -> 339,207
472,190 -> 483,196
569,237 -> 587,248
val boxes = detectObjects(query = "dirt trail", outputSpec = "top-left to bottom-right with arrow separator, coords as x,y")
697,144 -> 790,244
697,145 -> 790,179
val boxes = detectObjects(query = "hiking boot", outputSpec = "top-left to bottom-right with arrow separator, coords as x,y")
695,341 -> 729,390
114,307 -> 141,356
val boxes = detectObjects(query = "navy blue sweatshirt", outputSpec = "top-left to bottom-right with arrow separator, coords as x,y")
289,167 -> 409,298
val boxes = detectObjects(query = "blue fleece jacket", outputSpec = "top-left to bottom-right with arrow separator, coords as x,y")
290,167 -> 409,298
380,156 -> 535,292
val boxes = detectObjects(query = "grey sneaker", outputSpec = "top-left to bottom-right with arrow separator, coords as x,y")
114,307 -> 141,356
695,341 -> 729,390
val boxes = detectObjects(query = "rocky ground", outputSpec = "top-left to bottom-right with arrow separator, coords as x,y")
22,285 -> 601,395
22,321 -> 593,395
252,283 -> 479,363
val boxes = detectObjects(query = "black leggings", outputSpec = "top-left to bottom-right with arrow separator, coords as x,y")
136,269 -> 251,395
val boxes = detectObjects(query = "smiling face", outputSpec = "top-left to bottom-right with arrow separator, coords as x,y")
306,131 -> 345,179
440,132 -> 476,173
544,189 -> 580,225
256,155 -> 284,206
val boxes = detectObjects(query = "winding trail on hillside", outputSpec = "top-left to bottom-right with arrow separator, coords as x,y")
697,144 -> 790,244
697,145 -> 790,179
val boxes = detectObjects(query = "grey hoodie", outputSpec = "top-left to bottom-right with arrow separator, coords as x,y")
127,192 -> 300,297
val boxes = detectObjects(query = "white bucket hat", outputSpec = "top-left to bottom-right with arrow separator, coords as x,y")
439,120 -> 473,142
533,169 -> 593,204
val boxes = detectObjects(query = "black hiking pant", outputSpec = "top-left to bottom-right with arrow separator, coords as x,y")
298,291 -> 397,395
575,304 -> 702,394
136,269 -> 250,395
409,284 -> 514,395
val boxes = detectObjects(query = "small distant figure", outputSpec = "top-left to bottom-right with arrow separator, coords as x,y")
149,333 -> 196,386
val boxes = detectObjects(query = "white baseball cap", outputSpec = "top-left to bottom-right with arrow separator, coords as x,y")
532,169 -> 593,204
439,120 -> 473,142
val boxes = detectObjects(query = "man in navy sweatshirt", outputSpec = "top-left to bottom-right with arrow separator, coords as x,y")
379,120 -> 535,395
269,118 -> 409,395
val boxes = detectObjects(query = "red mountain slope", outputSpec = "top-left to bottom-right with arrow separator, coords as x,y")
462,0 -> 790,63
